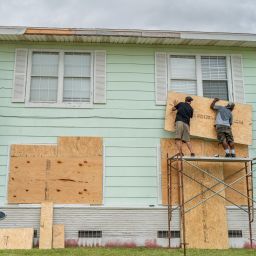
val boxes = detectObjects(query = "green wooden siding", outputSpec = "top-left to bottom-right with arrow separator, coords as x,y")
0,42 -> 255,205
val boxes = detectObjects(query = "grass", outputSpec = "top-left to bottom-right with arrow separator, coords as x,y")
0,248 -> 255,256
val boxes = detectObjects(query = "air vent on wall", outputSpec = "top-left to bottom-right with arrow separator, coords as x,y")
157,230 -> 180,238
78,230 -> 102,238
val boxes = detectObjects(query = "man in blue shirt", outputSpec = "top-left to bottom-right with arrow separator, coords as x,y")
210,98 -> 235,157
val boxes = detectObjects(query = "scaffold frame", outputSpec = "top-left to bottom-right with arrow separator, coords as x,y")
167,154 -> 255,256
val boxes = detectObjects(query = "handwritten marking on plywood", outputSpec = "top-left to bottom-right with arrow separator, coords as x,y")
39,202 -> 53,249
53,224 -> 65,249
0,228 -> 33,249
164,91 -> 252,145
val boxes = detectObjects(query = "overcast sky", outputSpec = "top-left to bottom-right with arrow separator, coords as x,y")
0,0 -> 256,33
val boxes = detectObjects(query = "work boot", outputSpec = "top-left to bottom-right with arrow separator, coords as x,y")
225,153 -> 231,157
231,153 -> 236,158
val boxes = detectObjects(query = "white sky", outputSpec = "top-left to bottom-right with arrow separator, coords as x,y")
0,0 -> 256,33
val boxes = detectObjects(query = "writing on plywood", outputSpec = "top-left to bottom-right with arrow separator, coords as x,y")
0,228 -> 33,249
164,91 -> 252,145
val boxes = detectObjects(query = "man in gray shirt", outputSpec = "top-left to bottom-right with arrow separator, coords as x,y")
210,98 -> 235,157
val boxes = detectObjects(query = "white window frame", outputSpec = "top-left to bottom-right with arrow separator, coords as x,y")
25,49 -> 94,108
167,53 -> 233,101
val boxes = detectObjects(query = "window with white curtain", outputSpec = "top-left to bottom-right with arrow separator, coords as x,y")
28,50 -> 92,105
168,54 -> 231,100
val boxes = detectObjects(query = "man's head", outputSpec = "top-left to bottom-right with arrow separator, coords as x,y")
185,96 -> 193,104
226,102 -> 235,111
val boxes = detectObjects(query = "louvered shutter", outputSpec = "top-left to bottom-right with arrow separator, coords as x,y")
94,51 -> 106,103
155,52 -> 167,105
12,48 -> 28,102
231,55 -> 245,103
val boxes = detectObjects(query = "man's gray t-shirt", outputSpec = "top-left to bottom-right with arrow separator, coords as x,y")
213,105 -> 233,127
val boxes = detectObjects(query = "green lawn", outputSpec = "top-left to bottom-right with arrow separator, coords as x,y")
0,248 -> 255,256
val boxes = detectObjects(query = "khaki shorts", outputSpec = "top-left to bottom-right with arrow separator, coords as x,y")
175,121 -> 190,142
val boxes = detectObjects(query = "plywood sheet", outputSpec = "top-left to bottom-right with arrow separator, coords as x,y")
184,141 -> 229,249
8,137 -> 103,204
53,224 -> 65,249
164,91 -> 252,145
161,139 -> 232,249
0,228 -> 33,249
223,144 -> 249,206
11,145 -> 57,157
39,202 -> 53,249
58,137 -> 103,157
48,157 -> 103,204
8,157 -> 47,203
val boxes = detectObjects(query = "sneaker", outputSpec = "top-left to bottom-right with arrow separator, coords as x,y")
225,153 -> 231,157
231,153 -> 236,158
191,153 -> 195,157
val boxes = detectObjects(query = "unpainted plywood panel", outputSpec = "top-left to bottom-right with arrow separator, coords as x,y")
0,228 -> 33,249
223,144 -> 249,206
164,91 -> 252,145
48,157 -> 103,204
53,224 -> 65,249
39,202 -> 53,249
8,157 -> 46,203
11,145 -> 57,157
58,137 -> 103,157
8,137 -> 103,204
184,141 -> 229,249
161,139 -> 229,249
161,138 -> 204,205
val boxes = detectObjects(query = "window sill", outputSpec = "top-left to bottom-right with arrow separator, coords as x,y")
25,102 -> 93,109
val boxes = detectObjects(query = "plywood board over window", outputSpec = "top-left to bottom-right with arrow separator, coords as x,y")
8,137 -> 103,204
161,138 -> 248,249
164,91 -> 252,145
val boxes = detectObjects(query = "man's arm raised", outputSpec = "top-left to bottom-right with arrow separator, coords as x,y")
210,98 -> 220,110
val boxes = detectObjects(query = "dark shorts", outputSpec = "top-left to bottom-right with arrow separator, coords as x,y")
216,125 -> 234,144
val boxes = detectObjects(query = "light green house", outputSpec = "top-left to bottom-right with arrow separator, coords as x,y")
0,26 -> 255,247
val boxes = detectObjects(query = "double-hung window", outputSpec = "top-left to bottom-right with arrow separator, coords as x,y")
168,54 -> 231,101
27,50 -> 93,107
12,48 -> 106,105
169,55 -> 197,95
201,56 -> 229,100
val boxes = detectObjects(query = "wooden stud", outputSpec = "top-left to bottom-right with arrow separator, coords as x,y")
39,202 -> 53,249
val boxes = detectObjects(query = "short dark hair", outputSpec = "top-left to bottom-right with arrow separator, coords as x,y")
185,96 -> 193,102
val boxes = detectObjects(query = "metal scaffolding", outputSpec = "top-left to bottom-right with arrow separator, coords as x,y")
167,154 -> 255,256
